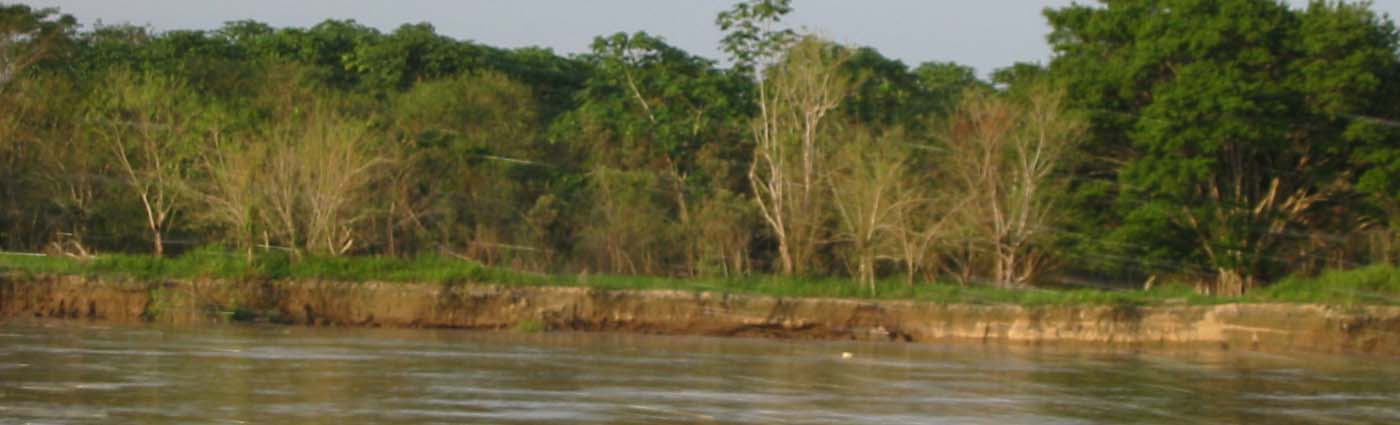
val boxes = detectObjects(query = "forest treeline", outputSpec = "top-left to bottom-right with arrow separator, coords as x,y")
1,0 -> 1396,295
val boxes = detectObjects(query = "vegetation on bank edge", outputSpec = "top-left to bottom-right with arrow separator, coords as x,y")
1,250 -> 1394,307
2,1 -> 1398,299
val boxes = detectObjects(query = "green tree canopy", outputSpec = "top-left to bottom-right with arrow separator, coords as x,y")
1047,0 -> 1400,293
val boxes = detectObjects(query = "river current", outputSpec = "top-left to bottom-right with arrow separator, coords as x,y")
0,321 -> 1396,424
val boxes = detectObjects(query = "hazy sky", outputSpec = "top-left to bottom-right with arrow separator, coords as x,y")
21,0 -> 1400,75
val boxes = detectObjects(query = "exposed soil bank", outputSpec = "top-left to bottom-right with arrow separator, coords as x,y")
2,274 -> 1397,355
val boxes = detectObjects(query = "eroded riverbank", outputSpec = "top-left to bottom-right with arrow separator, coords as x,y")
2,274 -> 1397,355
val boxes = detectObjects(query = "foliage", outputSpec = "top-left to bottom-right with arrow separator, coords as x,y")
0,4 -> 76,88
85,69 -> 207,257
1046,0 -> 1400,294
387,70 -> 557,263
0,1 -> 1393,299
716,0 -> 795,75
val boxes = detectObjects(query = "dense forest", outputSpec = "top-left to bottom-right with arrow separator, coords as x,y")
0,0 -> 1396,295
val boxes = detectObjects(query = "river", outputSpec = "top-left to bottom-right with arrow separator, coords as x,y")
0,321 -> 1396,424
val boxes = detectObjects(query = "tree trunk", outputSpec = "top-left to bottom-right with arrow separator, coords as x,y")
1213,268 -> 1256,297
777,239 -> 794,275
861,255 -> 876,295
152,228 -> 164,258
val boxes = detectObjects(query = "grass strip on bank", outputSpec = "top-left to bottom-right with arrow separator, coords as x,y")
0,248 -> 1395,306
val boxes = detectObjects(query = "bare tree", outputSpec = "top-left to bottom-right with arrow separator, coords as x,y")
827,132 -> 918,293
257,108 -> 386,257
299,115 -> 385,256
748,36 -> 852,275
198,100 -> 388,259
890,178 -> 961,286
196,130 -> 264,260
261,128 -> 303,255
939,83 -> 1083,287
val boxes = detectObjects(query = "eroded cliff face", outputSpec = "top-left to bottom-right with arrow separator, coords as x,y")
2,274 -> 1397,355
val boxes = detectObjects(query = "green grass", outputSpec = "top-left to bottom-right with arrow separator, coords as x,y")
0,253 -> 90,275
1249,264 -> 1400,306
1,248 -> 1394,306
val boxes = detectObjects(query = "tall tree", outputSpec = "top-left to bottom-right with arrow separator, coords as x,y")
568,32 -> 750,189
561,31 -> 754,274
1047,0 -> 1400,294
716,0 -> 795,77
747,36 -> 853,275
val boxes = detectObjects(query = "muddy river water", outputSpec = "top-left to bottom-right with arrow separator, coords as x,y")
0,321 -> 1396,424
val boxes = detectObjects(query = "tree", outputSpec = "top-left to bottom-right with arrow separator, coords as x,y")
828,130 -> 918,292
0,5 -> 75,90
256,105 -> 387,257
237,19 -> 381,90
0,6 -> 80,250
939,83 -> 1083,288
577,167 -> 674,274
344,22 -> 470,92
889,174 -> 953,286
839,48 -> 967,132
747,36 -> 853,275
0,72 -> 96,251
691,189 -> 757,276
1047,0 -> 1400,294
193,67 -> 389,259
196,129 -> 262,260
300,112 -> 385,256
716,0 -> 794,77
569,32 -> 743,198
562,31 -> 754,275
390,71 -> 549,259
912,61 -> 983,116
86,70 -> 203,257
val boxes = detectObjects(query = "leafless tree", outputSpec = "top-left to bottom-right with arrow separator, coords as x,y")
748,36 -> 851,275
939,84 -> 1083,287
196,130 -> 263,260
198,103 -> 387,258
827,132 -> 919,293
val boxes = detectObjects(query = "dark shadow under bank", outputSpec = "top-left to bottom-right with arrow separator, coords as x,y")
2,274 -> 1397,356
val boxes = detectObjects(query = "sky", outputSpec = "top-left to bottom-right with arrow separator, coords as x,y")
20,0 -> 1400,76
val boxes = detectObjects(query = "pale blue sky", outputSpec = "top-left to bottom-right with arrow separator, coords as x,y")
21,0 -> 1400,75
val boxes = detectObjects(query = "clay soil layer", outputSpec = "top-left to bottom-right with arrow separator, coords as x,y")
2,274 -> 1397,355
